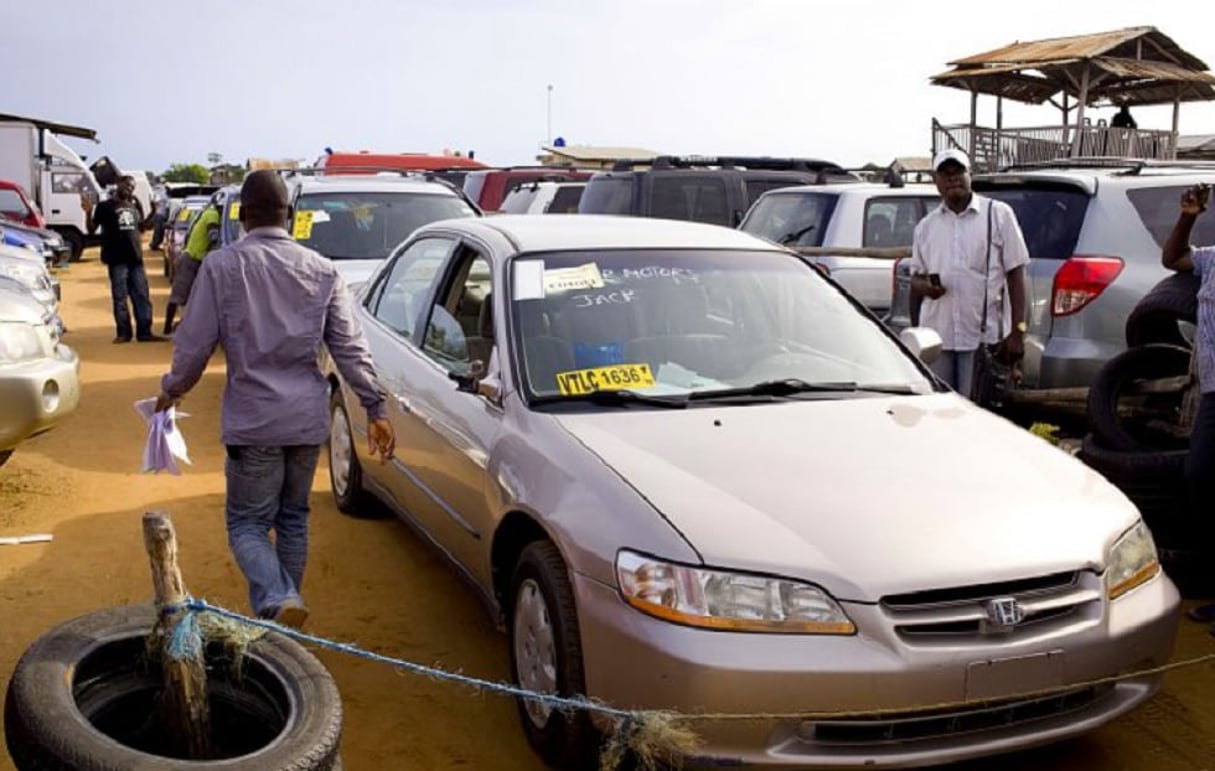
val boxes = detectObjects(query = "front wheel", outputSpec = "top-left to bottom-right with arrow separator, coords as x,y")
509,541 -> 597,769
327,391 -> 380,517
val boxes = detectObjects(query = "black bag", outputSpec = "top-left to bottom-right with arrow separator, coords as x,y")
970,201 -> 1014,410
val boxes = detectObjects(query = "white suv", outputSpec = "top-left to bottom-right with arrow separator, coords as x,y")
739,181 -> 939,316
498,181 -> 586,215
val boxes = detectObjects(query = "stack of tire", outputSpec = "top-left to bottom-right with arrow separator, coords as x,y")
1078,272 -> 1210,594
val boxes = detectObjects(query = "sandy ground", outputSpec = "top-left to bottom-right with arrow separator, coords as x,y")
1,247 -> 1213,771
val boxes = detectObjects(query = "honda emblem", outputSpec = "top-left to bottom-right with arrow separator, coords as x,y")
983,597 -> 1025,631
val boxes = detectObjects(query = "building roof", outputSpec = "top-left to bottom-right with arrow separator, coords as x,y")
931,26 -> 1215,106
539,145 -> 662,162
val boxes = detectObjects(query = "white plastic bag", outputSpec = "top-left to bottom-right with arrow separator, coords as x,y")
133,398 -> 192,475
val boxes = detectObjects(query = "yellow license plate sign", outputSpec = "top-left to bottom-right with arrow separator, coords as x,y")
228,202 -> 240,220
556,364 -> 655,395
176,208 -> 192,221
292,210 -> 314,239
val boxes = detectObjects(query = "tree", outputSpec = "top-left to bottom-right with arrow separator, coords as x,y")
162,163 -> 210,184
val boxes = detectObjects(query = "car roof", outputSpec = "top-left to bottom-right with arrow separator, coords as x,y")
424,214 -> 785,253
759,182 -> 939,197
290,174 -> 461,196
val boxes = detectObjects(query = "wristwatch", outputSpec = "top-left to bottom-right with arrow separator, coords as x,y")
1015,321 -> 1028,333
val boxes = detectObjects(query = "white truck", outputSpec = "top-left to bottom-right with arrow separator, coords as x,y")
0,115 -> 105,261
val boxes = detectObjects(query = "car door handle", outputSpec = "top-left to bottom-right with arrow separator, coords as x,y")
51,209 -> 61,214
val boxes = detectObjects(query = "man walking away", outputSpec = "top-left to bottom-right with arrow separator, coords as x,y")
83,176 -> 159,343
156,171 -> 396,628
909,149 -> 1030,399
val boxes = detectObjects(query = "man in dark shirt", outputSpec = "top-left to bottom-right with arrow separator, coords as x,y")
82,176 -> 159,342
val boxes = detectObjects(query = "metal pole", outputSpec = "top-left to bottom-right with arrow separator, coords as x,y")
547,85 -> 553,144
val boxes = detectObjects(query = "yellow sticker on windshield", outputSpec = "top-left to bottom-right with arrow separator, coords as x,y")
556,363 -> 655,395
176,208 -> 192,221
228,202 -> 240,220
292,210 -> 314,239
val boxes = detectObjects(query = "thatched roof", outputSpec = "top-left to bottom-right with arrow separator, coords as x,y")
931,26 -> 1215,106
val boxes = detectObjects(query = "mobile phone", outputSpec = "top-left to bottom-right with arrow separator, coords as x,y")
929,273 -> 942,288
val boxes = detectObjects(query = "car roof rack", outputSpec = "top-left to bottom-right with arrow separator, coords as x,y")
998,157 -> 1215,175
608,155 -> 852,174
275,166 -> 481,210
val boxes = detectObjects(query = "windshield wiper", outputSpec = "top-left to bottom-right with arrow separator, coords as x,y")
778,224 -> 816,245
532,389 -> 690,409
687,379 -> 919,401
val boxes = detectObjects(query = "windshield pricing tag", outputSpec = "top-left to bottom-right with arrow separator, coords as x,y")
292,210 -> 314,239
555,363 -> 655,395
543,263 -> 604,294
228,203 -> 240,220
176,208 -> 192,222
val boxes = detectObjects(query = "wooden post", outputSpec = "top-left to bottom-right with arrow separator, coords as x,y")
1172,88 -> 1182,160
143,512 -> 212,759
1071,66 -> 1090,156
968,90 -> 978,162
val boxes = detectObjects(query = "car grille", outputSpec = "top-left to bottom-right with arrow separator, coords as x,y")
808,685 -> 1110,745
880,571 -> 1103,643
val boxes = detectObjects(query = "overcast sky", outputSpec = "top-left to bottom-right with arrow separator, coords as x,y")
7,1 -> 1215,174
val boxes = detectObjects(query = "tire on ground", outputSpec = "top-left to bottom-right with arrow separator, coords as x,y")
1078,434 -> 1193,549
1125,272 -> 1200,348
4,604 -> 342,771
1086,344 -> 1192,452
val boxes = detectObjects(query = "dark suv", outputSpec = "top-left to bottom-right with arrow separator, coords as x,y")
577,156 -> 859,227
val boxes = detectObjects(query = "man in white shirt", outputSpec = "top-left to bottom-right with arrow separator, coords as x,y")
910,149 -> 1030,399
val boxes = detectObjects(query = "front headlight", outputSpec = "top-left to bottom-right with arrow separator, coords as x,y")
0,322 -> 47,364
1106,520 -> 1160,600
616,550 -> 855,634
0,258 -> 46,291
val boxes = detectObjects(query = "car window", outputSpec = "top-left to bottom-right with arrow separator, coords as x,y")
499,187 -> 540,214
740,192 -> 839,247
368,237 -> 456,338
977,184 -> 1089,260
509,249 -> 933,400
547,185 -> 584,214
0,189 -> 30,217
744,179 -> 804,208
1127,185 -> 1215,248
863,197 -> 929,248
579,177 -> 633,215
423,252 -> 493,374
293,191 -> 476,260
649,175 -> 730,225
51,173 -> 86,194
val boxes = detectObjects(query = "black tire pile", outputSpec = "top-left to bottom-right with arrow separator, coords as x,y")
1077,272 -> 1211,594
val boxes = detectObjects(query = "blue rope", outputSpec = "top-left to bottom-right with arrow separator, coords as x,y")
179,598 -> 635,719
165,598 -> 203,661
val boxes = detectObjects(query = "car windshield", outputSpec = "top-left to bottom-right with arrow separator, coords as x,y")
510,249 -> 934,402
741,192 -> 839,247
294,191 -> 476,260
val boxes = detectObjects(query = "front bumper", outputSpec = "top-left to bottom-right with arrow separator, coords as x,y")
574,570 -> 1179,768
0,344 -> 81,450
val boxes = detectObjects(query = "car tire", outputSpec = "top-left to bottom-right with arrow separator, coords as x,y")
1086,344 -> 1193,452
327,391 -> 380,518
1078,433 -> 1192,549
1125,272 -> 1200,348
4,604 -> 343,771
509,541 -> 597,770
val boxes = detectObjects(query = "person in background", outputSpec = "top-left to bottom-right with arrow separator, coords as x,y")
156,170 -> 396,629
909,149 -> 1030,398
149,185 -> 170,251
1161,182 -> 1215,629
163,195 -> 222,334
82,176 -> 160,343
1111,104 -> 1138,130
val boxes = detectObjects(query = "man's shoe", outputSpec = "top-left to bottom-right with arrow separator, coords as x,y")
272,602 -> 309,630
112,336 -> 132,344
1185,603 -> 1215,623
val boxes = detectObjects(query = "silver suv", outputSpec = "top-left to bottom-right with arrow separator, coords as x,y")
889,159 -> 1215,389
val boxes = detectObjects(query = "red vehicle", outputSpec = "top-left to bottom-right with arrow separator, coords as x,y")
0,180 -> 45,228
315,151 -> 489,188
462,167 -> 594,212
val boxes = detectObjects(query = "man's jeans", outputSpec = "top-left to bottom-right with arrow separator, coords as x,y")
1187,393 -> 1215,535
106,262 -> 153,339
929,350 -> 976,400
225,445 -> 321,616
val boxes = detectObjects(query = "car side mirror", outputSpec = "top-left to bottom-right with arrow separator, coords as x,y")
899,327 -> 943,366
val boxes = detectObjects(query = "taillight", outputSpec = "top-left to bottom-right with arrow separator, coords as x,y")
1051,256 -> 1123,316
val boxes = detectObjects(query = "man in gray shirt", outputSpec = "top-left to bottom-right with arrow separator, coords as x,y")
157,170 -> 395,629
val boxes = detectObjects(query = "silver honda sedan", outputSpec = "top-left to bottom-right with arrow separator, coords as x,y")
327,214 -> 1179,769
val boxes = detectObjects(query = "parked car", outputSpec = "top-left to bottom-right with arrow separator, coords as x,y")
0,219 -> 71,267
740,180 -> 939,315
498,181 -> 587,215
463,167 -> 594,213
0,244 -> 59,323
327,213 -> 1178,769
285,171 -> 480,287
163,196 -> 212,280
578,155 -> 859,228
0,279 -> 79,467
889,158 -> 1215,390
0,179 -> 45,229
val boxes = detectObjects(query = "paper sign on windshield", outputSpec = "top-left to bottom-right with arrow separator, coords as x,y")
228,203 -> 240,220
292,210 -> 314,239
543,263 -> 604,294
556,363 -> 655,395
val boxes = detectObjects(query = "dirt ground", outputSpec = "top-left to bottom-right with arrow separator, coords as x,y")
1,248 -> 1214,771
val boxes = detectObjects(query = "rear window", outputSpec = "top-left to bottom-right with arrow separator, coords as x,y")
0,189 -> 30,216
1127,185 -> 1215,247
499,187 -> 540,214
462,173 -> 487,206
978,185 -> 1089,260
740,192 -> 839,247
578,177 -> 634,215
547,185 -> 584,214
294,191 -> 475,260
863,197 -> 934,248
744,179 -> 805,208
648,175 -> 730,226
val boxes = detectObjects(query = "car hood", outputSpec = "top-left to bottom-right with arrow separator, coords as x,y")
553,394 -> 1137,601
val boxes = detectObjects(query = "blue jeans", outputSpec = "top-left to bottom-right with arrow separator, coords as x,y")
225,445 -> 321,616
930,350 -> 976,400
106,262 -> 153,339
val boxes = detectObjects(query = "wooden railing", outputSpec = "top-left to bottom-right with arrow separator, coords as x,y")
931,120 -> 1176,172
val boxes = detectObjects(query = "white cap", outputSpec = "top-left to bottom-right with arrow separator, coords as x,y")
932,148 -> 971,171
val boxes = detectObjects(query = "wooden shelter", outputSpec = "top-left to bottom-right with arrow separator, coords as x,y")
930,27 -> 1215,171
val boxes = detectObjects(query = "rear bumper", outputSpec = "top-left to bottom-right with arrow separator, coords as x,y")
1024,334 -> 1124,389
